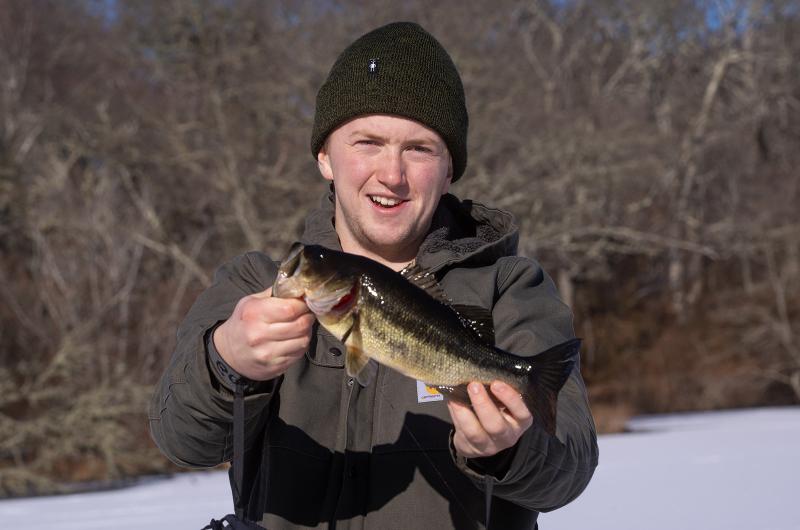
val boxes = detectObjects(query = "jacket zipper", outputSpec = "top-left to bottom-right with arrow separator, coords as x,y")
331,374 -> 357,529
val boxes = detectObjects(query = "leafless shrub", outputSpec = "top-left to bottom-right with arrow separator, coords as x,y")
0,0 -> 798,493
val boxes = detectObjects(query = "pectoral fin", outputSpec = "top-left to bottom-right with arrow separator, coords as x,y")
341,317 -> 370,382
345,345 -> 369,378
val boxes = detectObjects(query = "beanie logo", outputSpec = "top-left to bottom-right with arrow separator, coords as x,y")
368,58 -> 378,74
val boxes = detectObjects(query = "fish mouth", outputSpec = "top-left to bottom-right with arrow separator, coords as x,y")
273,243 -> 358,315
273,243 -> 306,298
306,280 -> 356,316
280,242 -> 304,277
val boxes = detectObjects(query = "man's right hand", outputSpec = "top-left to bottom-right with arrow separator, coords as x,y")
213,287 -> 315,381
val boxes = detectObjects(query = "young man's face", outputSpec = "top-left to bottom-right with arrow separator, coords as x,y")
317,114 -> 452,267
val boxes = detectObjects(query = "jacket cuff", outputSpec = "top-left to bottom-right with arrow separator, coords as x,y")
205,324 -> 274,395
448,429 -> 518,481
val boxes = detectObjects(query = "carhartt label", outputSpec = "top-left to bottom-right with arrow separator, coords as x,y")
416,380 -> 443,403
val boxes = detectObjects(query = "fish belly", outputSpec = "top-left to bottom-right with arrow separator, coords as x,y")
358,303 -> 496,386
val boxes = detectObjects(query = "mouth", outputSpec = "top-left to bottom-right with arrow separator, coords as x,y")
368,194 -> 407,209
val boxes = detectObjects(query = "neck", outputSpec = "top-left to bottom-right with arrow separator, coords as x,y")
330,198 -> 426,271
339,238 -> 418,272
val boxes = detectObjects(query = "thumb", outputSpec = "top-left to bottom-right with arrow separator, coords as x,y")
251,286 -> 273,300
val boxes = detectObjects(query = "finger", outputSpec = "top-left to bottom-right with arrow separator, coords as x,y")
446,400 -> 475,433
254,335 -> 310,364
447,402 -> 482,457
447,400 -> 489,440
467,382 -> 509,438
260,313 -> 316,341
247,347 -> 307,380
489,381 -> 533,426
451,430 -> 479,458
240,311 -> 310,348
266,297 -> 313,322
242,296 -> 311,324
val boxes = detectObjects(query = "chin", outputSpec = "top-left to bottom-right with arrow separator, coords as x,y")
366,233 -> 415,252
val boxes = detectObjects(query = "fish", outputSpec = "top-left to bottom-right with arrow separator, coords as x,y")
272,243 -> 580,435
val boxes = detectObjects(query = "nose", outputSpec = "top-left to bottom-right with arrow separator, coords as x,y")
376,148 -> 406,188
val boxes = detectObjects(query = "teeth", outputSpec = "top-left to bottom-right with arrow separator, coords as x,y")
370,195 -> 401,207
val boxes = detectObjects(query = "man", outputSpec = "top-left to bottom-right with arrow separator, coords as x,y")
150,22 -> 598,529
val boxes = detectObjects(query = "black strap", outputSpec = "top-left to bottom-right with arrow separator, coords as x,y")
203,514 -> 265,530
484,475 -> 493,529
233,382 -> 245,499
202,382 -> 268,530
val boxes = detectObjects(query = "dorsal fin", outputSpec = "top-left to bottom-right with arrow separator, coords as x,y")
451,304 -> 496,345
400,262 -> 450,304
400,263 -> 496,346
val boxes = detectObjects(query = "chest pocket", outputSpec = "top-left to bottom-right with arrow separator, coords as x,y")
371,366 -> 454,454
267,323 -> 344,459
306,323 -> 346,368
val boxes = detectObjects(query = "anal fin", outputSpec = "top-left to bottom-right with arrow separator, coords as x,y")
434,384 -> 470,405
435,383 -> 506,409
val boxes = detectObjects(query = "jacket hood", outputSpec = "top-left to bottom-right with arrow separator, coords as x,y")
300,189 -> 519,273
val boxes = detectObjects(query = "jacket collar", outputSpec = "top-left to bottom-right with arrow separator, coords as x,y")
300,188 -> 519,273
299,188 -> 342,251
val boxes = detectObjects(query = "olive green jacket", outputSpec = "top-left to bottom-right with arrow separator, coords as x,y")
149,192 -> 598,529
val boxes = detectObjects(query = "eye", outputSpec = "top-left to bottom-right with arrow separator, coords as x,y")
409,145 -> 432,153
356,139 -> 379,146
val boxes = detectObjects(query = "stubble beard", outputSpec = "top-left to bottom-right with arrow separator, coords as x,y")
335,203 -> 423,264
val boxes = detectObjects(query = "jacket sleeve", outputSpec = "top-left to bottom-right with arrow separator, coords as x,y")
454,256 -> 598,512
148,251 -> 280,468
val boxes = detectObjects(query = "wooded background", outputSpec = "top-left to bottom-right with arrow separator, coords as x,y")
1,0 -> 798,496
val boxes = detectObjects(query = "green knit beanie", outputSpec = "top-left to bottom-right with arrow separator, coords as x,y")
311,22 -> 469,181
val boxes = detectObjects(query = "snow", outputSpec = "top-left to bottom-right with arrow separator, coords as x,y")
1,407 -> 798,529
544,406 -> 800,530
0,471 -> 234,529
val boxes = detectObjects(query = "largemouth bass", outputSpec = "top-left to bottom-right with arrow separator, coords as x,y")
273,243 -> 580,435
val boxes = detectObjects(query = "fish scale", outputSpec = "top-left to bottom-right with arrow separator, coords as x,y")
272,243 -> 581,436
356,272 -> 505,385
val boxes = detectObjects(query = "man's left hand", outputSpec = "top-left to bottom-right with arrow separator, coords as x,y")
447,381 -> 533,458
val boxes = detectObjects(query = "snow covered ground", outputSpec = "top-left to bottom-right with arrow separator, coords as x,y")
1,406 -> 798,529
543,406 -> 800,530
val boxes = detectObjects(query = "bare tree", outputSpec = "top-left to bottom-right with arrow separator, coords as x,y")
0,0 -> 797,494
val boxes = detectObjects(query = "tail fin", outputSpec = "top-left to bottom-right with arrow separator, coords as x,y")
522,338 -> 581,437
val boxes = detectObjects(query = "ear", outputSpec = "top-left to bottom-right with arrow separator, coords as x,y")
441,176 -> 452,196
318,145 -> 334,182
440,155 -> 453,195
